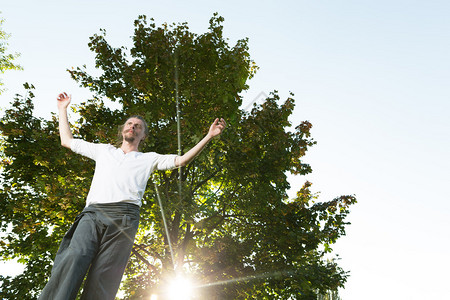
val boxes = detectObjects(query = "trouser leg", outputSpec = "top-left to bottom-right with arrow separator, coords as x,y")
38,213 -> 99,300
81,209 -> 139,300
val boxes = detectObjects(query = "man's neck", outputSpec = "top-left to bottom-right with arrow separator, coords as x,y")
120,141 -> 139,154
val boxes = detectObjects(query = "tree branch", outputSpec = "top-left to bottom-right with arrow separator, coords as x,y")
131,247 -> 159,274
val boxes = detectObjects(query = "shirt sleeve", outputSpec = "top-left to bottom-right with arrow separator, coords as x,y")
70,139 -> 103,161
152,153 -> 178,171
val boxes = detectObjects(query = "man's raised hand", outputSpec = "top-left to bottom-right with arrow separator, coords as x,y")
208,118 -> 227,138
57,92 -> 71,110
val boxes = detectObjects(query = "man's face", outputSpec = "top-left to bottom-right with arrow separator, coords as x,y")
122,117 -> 146,144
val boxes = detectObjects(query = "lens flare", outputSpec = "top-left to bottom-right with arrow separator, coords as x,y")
165,276 -> 194,300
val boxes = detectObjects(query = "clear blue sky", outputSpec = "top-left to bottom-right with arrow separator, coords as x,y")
1,1 -> 449,299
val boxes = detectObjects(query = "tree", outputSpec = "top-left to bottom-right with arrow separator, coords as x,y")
0,14 -> 356,299
0,14 -> 22,94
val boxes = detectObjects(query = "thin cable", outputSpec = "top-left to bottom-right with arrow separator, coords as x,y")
154,182 -> 176,267
153,53 -> 183,271
174,53 -> 183,272
174,54 -> 183,202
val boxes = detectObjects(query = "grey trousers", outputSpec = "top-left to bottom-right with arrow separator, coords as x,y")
38,203 -> 140,300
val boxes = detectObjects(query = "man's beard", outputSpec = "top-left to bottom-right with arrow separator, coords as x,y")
123,131 -> 136,143
124,135 -> 136,143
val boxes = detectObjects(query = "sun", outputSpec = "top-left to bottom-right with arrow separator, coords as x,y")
166,276 -> 194,299
151,275 -> 195,300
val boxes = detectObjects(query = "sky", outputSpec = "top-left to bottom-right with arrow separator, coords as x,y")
1,1 -> 450,299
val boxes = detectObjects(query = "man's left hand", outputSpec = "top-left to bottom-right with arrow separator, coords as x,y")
208,118 -> 227,138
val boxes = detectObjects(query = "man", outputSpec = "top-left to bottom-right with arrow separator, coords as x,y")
39,92 -> 226,300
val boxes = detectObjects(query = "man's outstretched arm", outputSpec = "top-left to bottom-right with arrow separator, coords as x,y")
57,92 -> 73,149
175,118 -> 226,167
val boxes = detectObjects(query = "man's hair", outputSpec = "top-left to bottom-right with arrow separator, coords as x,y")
117,115 -> 149,148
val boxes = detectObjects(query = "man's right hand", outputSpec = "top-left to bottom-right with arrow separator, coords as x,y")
57,92 -> 74,148
57,92 -> 71,110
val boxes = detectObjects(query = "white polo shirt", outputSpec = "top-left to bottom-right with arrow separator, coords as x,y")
71,139 -> 177,207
